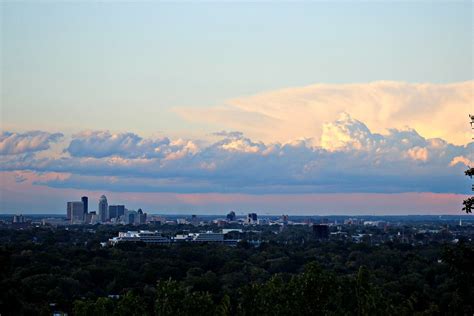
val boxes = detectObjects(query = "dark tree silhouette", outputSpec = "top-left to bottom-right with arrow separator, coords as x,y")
465,168 -> 474,178
463,115 -> 474,213
463,197 -> 474,214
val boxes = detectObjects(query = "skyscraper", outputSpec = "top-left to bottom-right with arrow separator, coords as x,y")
124,209 -> 137,225
226,211 -> 236,221
81,196 -> 88,215
98,195 -> 108,222
67,201 -> 84,224
108,205 -> 125,220
137,208 -> 147,224
116,205 -> 125,218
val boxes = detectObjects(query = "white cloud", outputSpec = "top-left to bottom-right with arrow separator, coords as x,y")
0,131 -> 63,155
164,139 -> 199,161
65,131 -> 200,161
66,130 -> 170,158
407,147 -> 429,162
175,81 -> 473,145
449,156 -> 472,167
320,112 -> 376,151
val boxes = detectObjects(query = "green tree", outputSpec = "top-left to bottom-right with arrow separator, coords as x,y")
116,291 -> 147,316
182,291 -> 214,316
72,299 -> 95,316
155,279 -> 186,316
94,297 -> 115,316
215,294 -> 231,316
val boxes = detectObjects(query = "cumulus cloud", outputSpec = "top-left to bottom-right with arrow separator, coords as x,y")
407,147 -> 429,162
66,131 -> 169,158
174,81 -> 472,145
66,130 -> 199,160
321,112 -> 376,151
449,156 -> 472,167
1,113 -> 472,195
0,131 -> 63,155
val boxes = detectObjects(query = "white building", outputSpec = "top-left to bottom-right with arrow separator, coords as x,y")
108,231 -> 238,246
109,231 -> 171,245
173,232 -> 225,243
192,232 -> 224,243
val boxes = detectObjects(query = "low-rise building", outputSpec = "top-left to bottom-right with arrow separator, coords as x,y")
108,230 -> 240,246
192,232 -> 224,243
108,230 -> 171,245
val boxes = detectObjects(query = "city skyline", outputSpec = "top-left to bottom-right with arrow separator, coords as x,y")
1,2 -> 473,215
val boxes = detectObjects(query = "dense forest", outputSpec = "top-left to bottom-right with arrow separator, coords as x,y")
0,225 -> 473,315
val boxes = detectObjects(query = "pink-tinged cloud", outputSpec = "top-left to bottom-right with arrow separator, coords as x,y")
1,113 -> 472,196
0,171 -> 467,215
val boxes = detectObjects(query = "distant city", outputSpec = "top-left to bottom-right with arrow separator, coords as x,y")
4,193 -> 473,227
65,195 -> 147,225
61,194 -> 262,226
3,193 -> 473,250
2,195 -> 473,315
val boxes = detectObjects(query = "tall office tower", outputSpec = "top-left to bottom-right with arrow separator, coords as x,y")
81,196 -> 88,215
67,202 -> 72,220
116,205 -> 125,218
67,201 -> 85,223
98,195 -> 108,222
108,205 -> 125,220
137,208 -> 147,224
108,205 -> 117,219
124,209 -> 138,225
226,211 -> 236,221
190,214 -> 199,226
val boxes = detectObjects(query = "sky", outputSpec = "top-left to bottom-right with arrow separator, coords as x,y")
0,2 -> 473,215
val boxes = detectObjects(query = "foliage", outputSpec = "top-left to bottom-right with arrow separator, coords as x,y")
462,197 -> 474,214
0,227 -> 473,315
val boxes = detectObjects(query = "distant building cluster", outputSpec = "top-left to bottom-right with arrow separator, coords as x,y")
12,214 -> 26,224
66,195 -> 147,225
10,214 -> 29,228
3,210 -> 473,247
3,198 -> 472,247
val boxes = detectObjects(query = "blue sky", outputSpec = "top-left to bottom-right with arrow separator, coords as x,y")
2,2 -> 472,134
0,2 -> 472,214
